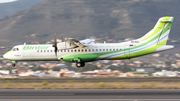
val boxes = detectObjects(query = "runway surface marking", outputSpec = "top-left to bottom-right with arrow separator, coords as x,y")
0,89 -> 180,100
0,99 -> 180,101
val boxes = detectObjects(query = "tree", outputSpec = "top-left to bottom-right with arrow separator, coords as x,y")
32,67 -> 48,71
52,67 -> 60,71
121,63 -> 129,73
165,61 -> 173,70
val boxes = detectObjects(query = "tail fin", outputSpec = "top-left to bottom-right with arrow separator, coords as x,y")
136,16 -> 174,45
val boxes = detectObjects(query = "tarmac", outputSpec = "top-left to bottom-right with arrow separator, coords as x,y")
0,89 -> 180,101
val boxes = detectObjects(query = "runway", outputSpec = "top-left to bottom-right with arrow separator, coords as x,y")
1,77 -> 180,82
0,89 -> 180,101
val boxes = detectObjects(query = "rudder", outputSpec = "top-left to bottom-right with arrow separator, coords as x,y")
157,17 -> 174,45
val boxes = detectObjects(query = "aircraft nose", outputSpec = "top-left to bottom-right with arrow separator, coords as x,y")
3,53 -> 9,59
3,54 -> 7,59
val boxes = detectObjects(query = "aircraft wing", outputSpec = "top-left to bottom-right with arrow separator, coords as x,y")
66,38 -> 95,48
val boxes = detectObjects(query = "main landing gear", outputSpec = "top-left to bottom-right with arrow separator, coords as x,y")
75,61 -> 85,68
12,63 -> 16,67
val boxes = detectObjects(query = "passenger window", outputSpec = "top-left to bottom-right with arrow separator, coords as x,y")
113,49 -> 115,51
106,49 -> 108,51
99,49 -> 101,52
71,50 -> 73,52
78,49 -> 80,52
64,50 -> 66,52
85,49 -> 87,52
116,49 -> 118,51
82,49 -> 83,52
67,50 -> 69,52
89,49 -> 91,52
17,48 -> 19,51
37,50 -> 39,52
92,49 -> 94,52
41,50 -> 43,52
44,50 -> 46,52
96,49 -> 98,52
47,50 -> 49,52
103,49 -> 105,51
75,50 -> 76,52
110,49 -> 112,51
51,50 -> 52,52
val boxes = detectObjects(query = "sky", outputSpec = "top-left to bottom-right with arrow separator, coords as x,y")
0,0 -> 17,3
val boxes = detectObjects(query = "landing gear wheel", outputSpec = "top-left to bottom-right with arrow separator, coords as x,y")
12,63 -> 16,67
81,62 -> 85,67
76,62 -> 81,68
76,62 -> 85,68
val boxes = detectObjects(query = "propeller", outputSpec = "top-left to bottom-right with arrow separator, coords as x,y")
53,33 -> 58,57
61,34 -> 64,42
62,34 -> 67,48
53,33 -> 67,57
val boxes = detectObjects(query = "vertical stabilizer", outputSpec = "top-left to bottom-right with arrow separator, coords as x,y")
136,16 -> 174,45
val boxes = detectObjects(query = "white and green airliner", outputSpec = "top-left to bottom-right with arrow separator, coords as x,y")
3,16 -> 174,67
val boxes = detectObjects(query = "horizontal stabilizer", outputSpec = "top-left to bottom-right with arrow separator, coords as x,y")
156,45 -> 174,52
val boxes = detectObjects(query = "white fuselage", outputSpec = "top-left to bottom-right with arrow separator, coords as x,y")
4,42 -> 131,61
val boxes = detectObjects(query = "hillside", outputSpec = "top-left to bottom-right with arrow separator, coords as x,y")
0,0 -> 180,48
0,0 -> 45,19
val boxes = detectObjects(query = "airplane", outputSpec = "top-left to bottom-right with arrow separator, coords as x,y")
3,16 -> 174,68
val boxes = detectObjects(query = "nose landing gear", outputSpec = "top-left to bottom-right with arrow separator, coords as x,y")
12,63 -> 16,67
11,61 -> 16,67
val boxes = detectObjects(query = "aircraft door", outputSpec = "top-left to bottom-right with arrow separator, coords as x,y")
124,44 -> 130,58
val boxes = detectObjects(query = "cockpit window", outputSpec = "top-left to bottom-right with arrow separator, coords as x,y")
12,48 -> 19,51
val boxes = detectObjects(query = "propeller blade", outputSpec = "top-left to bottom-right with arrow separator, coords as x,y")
53,33 -> 58,57
61,34 -> 64,42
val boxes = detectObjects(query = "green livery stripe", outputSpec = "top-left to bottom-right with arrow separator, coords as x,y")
113,40 -> 167,60
126,23 -> 171,51
142,17 -> 171,41
129,40 -> 167,57
4,58 -> 13,61
63,35 -> 168,62
62,23 -> 171,62
157,18 -> 173,45
130,18 -> 172,49
61,17 -> 173,62
142,22 -> 165,41
62,51 -> 117,62
5,51 -> 14,54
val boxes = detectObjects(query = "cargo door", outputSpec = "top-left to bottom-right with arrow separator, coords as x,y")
124,44 -> 130,58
